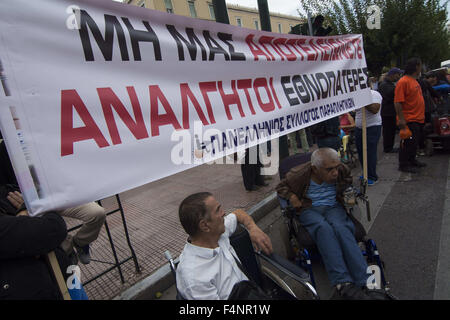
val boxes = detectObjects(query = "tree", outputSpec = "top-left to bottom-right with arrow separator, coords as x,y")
297,0 -> 450,74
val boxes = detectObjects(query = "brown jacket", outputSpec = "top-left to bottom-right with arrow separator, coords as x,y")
276,162 -> 353,211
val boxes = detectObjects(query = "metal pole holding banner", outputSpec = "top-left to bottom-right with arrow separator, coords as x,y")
307,12 -> 314,36
257,0 -> 271,32
362,107 -> 368,182
361,107 -> 371,221
212,0 -> 229,24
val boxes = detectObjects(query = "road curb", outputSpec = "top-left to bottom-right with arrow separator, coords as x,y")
113,192 -> 279,300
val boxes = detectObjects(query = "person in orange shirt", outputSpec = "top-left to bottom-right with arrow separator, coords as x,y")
394,58 -> 427,173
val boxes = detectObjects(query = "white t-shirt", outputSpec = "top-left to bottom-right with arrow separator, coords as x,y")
355,90 -> 383,128
176,213 -> 248,300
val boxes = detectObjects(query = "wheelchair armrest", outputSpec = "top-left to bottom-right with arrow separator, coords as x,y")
256,251 -> 319,299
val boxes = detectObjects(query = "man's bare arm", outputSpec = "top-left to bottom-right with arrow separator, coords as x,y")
232,209 -> 273,255
394,102 -> 406,129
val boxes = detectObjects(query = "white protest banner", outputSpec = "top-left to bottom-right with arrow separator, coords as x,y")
0,0 -> 372,215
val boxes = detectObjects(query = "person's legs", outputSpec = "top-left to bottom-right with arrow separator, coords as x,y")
299,129 -> 310,152
241,149 -> 255,190
354,127 -> 363,168
241,163 -> 255,191
418,122 -> 425,150
366,125 -> 382,181
288,132 -> 298,154
382,116 -> 396,152
323,204 -> 369,286
59,202 -> 106,247
398,136 -> 411,169
407,122 -> 423,165
299,206 -> 354,286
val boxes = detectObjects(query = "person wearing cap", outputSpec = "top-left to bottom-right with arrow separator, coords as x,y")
394,58 -> 427,173
378,67 -> 403,153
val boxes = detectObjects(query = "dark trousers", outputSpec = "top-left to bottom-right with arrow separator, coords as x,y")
241,147 -> 264,191
355,125 -> 382,181
399,122 -> 422,168
381,116 -> 397,152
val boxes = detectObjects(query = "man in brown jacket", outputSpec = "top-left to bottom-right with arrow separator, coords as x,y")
277,148 -> 373,300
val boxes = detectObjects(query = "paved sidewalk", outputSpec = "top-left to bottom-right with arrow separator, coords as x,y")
63,151 -> 291,300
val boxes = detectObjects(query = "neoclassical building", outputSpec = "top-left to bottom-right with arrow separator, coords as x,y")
126,0 -> 303,34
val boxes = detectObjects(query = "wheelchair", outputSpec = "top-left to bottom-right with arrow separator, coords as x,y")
338,128 -> 358,169
277,153 -> 390,296
164,225 -> 319,300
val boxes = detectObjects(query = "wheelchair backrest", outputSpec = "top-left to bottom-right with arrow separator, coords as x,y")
229,225 -> 264,287
279,152 -> 312,180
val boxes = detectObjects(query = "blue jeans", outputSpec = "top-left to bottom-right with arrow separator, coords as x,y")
299,204 -> 368,286
355,125 -> 382,181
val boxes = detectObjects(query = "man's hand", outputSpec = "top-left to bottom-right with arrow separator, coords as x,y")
16,210 -> 29,217
289,194 -> 302,211
247,224 -> 273,255
233,209 -> 273,255
7,191 -> 24,210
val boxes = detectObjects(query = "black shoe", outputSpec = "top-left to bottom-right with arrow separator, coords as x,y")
411,160 -> 426,168
399,166 -> 419,173
334,283 -> 372,300
364,288 -> 397,300
68,251 -> 79,265
384,148 -> 399,153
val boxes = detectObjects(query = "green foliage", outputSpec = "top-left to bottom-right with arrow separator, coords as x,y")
297,0 -> 450,74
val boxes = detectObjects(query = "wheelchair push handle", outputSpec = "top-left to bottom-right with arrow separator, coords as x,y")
344,185 -> 371,222
164,250 -> 177,274
164,250 -> 173,261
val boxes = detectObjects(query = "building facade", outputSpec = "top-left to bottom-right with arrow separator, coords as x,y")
126,0 -> 303,34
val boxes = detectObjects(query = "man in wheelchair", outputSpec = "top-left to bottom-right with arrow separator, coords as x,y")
276,148 -> 381,300
176,192 -> 273,300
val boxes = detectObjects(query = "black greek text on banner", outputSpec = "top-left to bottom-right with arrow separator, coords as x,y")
0,0 -> 372,215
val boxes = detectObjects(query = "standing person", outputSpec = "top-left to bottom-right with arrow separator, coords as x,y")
354,87 -> 383,185
379,68 -> 403,153
417,72 -> 440,155
240,145 -> 267,192
394,58 -> 426,173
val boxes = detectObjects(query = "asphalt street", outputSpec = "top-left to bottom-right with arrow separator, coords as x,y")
368,149 -> 450,300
